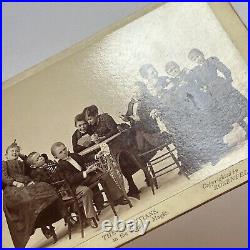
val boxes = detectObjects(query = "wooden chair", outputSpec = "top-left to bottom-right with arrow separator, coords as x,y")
86,159 -> 132,217
88,176 -> 118,217
50,178 -> 85,240
139,143 -> 189,194
112,128 -> 156,197
116,149 -> 156,197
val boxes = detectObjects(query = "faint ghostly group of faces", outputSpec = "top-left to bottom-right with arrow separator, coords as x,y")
130,49 -> 205,98
141,48 -> 205,80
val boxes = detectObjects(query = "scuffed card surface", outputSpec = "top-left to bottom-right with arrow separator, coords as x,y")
2,3 -> 247,248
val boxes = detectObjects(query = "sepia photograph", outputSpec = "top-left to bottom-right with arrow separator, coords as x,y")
2,2 -> 248,248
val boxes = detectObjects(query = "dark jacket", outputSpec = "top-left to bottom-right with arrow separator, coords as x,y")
30,168 -> 51,183
92,113 -> 119,139
57,152 -> 95,189
30,160 -> 59,183
2,159 -> 59,248
2,160 -> 32,190
72,129 -> 95,153
125,97 -> 160,134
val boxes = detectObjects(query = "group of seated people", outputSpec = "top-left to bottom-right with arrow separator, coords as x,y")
133,48 -> 247,173
3,48 -> 247,248
3,100 -> 165,248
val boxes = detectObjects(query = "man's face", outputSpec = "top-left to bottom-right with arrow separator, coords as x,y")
190,53 -> 205,65
76,120 -> 88,133
87,115 -> 97,126
53,144 -> 68,160
6,147 -> 20,160
146,66 -> 158,81
166,65 -> 181,78
30,153 -> 46,168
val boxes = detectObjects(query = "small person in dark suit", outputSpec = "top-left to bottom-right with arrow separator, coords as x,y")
26,152 -> 79,228
51,142 -> 128,214
19,152 -> 59,183
84,105 -> 119,143
26,152 -> 58,183
72,113 -> 95,154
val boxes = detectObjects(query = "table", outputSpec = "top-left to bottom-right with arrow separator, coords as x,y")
78,132 -> 122,156
79,131 -> 132,207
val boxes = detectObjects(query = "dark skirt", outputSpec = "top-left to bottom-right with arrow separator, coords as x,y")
3,182 -> 59,248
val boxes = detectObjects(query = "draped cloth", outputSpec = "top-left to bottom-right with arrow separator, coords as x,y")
2,160 -> 59,248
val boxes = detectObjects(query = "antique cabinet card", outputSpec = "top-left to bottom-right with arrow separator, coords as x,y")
2,3 -> 247,248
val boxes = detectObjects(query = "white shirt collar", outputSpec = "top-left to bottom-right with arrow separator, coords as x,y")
66,156 -> 82,171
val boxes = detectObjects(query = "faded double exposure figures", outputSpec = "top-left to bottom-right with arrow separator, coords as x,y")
138,48 -> 247,174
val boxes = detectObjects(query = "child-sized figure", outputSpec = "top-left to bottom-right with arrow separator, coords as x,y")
72,113 -> 95,154
2,141 -> 59,247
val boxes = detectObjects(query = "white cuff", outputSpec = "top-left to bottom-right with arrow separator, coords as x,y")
82,171 -> 87,179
